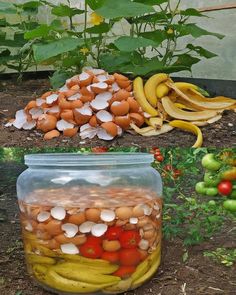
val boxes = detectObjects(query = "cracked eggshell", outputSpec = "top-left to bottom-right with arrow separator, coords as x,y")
56,119 -> 74,131
115,89 -> 130,101
101,122 -> 118,137
79,72 -> 93,87
51,206 -> 66,220
61,243 -> 79,254
89,115 -> 98,127
114,115 -> 130,130
110,101 -> 130,116
22,120 -> 36,130
79,221 -> 95,233
129,217 -> 138,224
74,106 -> 92,125
90,98 -> 109,111
63,127 -> 78,137
91,82 -> 108,94
41,91 -> 53,99
100,209 -> 116,222
37,114 -> 57,132
61,223 -> 79,238
87,68 -> 105,76
45,220 -> 63,236
46,93 -> 59,104
127,97 -> 140,113
66,77 -> 80,88
142,204 -> 153,216
67,92 -> 82,101
130,113 -> 145,127
132,205 -> 145,217
96,110 -> 113,123
85,208 -> 101,222
37,211 -> 51,222
80,95 -> 94,103
80,125 -> 98,139
95,91 -> 113,102
116,79 -> 131,89
60,109 -> 74,122
97,128 -> 114,140
55,234 -> 87,245
114,73 -> 129,81
44,129 -> 60,140
91,224 -> 108,237
68,212 -> 86,225
115,207 -> 133,220
25,100 -> 37,111
139,239 -> 149,250
80,86 -> 95,99
29,108 -> 44,120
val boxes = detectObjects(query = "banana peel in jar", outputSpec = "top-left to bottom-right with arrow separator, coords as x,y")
27,253 -> 56,265
103,277 -> 133,294
169,120 -> 203,148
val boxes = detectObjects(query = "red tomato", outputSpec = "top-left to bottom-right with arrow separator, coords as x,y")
119,248 -> 141,266
113,266 -> 136,279
80,242 -> 103,259
218,180 -> 233,196
155,154 -> 164,162
164,164 -> 173,171
86,236 -> 103,244
101,251 -> 119,263
173,169 -> 182,178
105,226 -> 123,241
91,147 -> 108,153
119,230 -> 141,249
150,147 -> 160,154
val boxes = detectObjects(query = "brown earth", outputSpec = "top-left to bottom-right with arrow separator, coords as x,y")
0,78 -> 235,148
0,162 -> 235,295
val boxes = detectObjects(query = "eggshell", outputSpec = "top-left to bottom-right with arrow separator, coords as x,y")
74,107 -> 92,126
37,114 -> 57,132
79,72 -> 93,87
37,211 -> 51,223
125,85 -> 133,92
116,79 -> 131,89
63,127 -> 78,137
71,100 -> 83,109
68,212 -> 86,225
114,73 -> 129,81
80,95 -> 94,103
137,217 -> 150,228
64,90 -> 78,99
46,239 -> 60,250
143,229 -> 156,240
110,101 -> 129,116
61,243 -> 79,254
91,82 -> 108,93
124,224 -> 136,230
138,249 -> 148,261
61,223 -> 79,238
89,115 -> 98,127
51,206 -> 66,220
115,207 -> 133,220
45,220 -> 63,236
60,109 -> 74,122
127,97 -> 140,113
90,99 -> 109,111
100,209 -> 116,222
114,115 -> 131,130
115,219 -> 128,227
66,77 -> 80,88
129,113 -> 145,127
58,96 -> 74,110
96,110 -> 113,123
41,91 -> 53,99
129,217 -> 138,224
36,229 -> 52,241
91,224 -> 108,237
55,234 -> 87,245
80,86 -> 95,99
25,100 -> 37,111
70,84 -> 80,91
101,122 -> 118,137
85,208 -> 101,222
132,205 -> 145,217
102,240 -> 121,252
79,221 -> 95,233
139,239 -> 149,250
114,89 -> 130,101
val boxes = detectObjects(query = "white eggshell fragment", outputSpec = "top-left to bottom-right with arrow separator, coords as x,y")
100,210 -> 116,222
61,223 -> 79,238
37,211 -> 51,222
51,206 -> 66,220
96,110 -> 113,123
56,120 -> 74,131
22,120 -> 36,130
25,222 -> 33,232
46,93 -> 59,104
61,243 -> 79,254
129,217 -> 138,224
95,92 -> 112,102
139,239 -> 149,250
91,224 -> 108,237
79,221 -> 95,233
142,204 -> 153,216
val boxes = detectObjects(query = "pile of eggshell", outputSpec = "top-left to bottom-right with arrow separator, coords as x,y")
7,68 -> 145,140
20,199 -> 162,255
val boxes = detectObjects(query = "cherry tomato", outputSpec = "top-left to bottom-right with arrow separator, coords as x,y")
218,180 -> 233,196
91,147 -> 108,153
155,154 -> 164,162
119,248 -> 141,266
86,236 -> 103,244
80,242 -> 103,259
173,169 -> 182,178
105,226 -> 123,241
150,147 -> 160,154
101,251 -> 119,263
119,230 -> 141,249
164,164 -> 173,171
113,266 -> 136,279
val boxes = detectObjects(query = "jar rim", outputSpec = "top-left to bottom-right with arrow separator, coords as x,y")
24,153 -> 154,167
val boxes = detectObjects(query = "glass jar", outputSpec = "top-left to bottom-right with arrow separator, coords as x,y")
17,153 -> 163,294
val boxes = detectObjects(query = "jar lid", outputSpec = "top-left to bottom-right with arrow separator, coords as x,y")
24,153 -> 154,167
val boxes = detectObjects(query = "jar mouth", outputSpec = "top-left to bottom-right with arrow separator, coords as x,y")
24,153 -> 154,167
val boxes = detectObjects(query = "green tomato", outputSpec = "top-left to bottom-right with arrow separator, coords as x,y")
223,199 -> 236,212
201,154 -> 222,171
204,171 -> 221,187
195,182 -> 207,194
229,190 -> 236,200
208,200 -> 216,206
206,187 -> 218,196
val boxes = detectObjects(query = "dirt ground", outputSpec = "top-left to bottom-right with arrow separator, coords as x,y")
0,162 -> 235,295
0,78 -> 235,148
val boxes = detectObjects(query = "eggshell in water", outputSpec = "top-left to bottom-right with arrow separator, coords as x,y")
45,220 -> 63,236
85,208 -> 101,222
102,240 -> 121,252
115,207 -> 133,220
68,212 -> 86,225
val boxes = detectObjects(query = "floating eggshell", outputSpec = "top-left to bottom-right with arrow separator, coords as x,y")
96,110 -> 113,123
137,217 -> 150,227
60,109 -> 74,122
127,97 -> 140,113
51,206 -> 66,220
85,208 -> 101,222
79,221 -> 95,233
91,82 -> 108,93
89,115 -> 98,127
129,113 -> 145,127
143,229 -> 156,240
37,114 -> 57,132
139,239 -> 149,250
63,127 -> 78,137
101,122 -> 118,137
115,219 -> 128,227
103,240 -> 121,252
116,79 -> 131,89
132,205 -> 145,217
61,243 -> 79,254
124,224 -> 136,230
110,101 -> 129,116
29,208 -> 41,220
37,211 -> 51,222
114,73 -> 129,81
114,89 -> 130,101
114,115 -> 131,130
91,224 -> 108,237
129,217 -> 138,224
90,98 -> 109,111
25,221 -> 33,232
44,130 -> 60,140
46,239 -> 60,250
25,100 -> 37,111
67,212 -> 86,225
61,223 -> 79,238
115,207 -> 133,220
141,204 -> 153,216
55,234 -> 87,245
79,72 -> 93,87
100,209 -> 116,222
36,230 -> 52,241
45,220 -> 63,236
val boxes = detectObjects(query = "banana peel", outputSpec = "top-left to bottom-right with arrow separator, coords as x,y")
162,96 -> 219,121
130,122 -> 173,136
169,120 -> 203,148
145,117 -> 163,129
156,82 -> 170,99
174,82 -> 209,97
103,277 -> 133,294
192,114 -> 222,127
27,254 -> 56,265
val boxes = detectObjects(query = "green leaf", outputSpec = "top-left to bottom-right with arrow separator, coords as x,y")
114,36 -> 157,52
50,70 -> 72,89
175,23 -> 224,39
100,52 -> 132,71
186,44 -> 217,59
140,30 -> 167,45
180,8 -> 207,18
134,0 -> 168,5
86,0 -> 105,10
24,24 -> 52,40
134,12 -> 171,24
96,0 -> 154,19
33,37 -> 84,62
0,32 -> 26,47
173,54 -> 200,69
0,1 -> 17,14
52,4 -> 84,17
86,23 -> 110,34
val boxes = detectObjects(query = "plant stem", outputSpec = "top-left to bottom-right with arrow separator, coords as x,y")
84,1 -> 88,45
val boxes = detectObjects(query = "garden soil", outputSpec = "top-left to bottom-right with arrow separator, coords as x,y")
0,162 -> 235,295
0,78 -> 235,148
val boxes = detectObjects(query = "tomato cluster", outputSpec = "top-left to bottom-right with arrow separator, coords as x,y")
163,164 -> 182,179
79,226 -> 142,278
150,147 -> 164,162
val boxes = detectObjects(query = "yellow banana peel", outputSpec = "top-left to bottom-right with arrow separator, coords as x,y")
156,82 -> 170,99
130,122 -> 173,137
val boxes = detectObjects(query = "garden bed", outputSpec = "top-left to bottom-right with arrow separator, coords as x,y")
0,74 -> 235,148
0,161 -> 236,295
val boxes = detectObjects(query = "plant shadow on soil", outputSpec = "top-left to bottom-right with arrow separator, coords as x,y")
0,78 -> 235,148
0,162 -> 235,295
